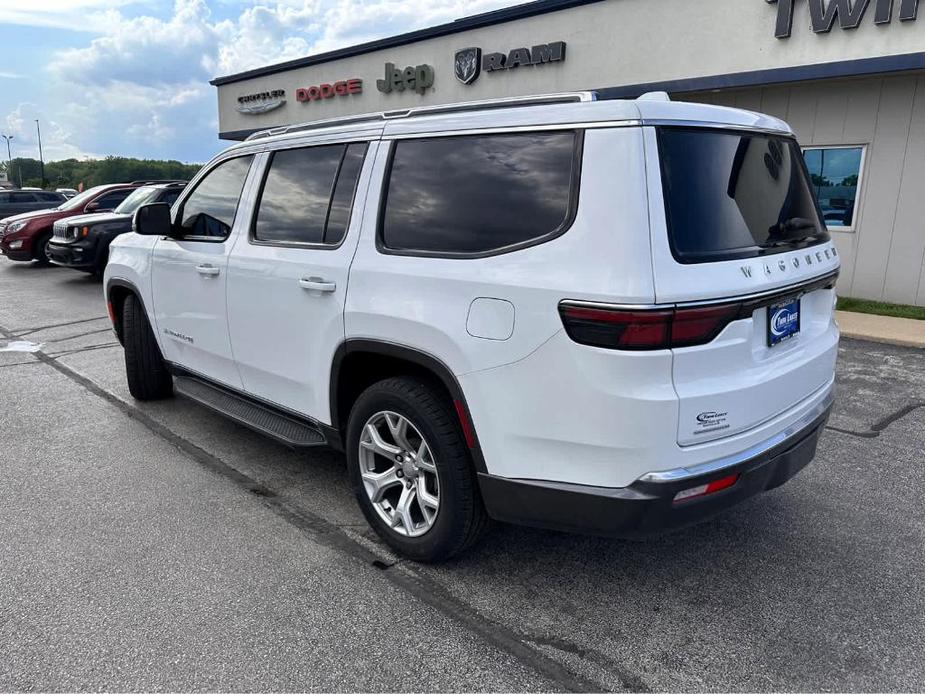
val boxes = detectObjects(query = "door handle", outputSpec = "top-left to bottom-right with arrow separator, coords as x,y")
299,277 -> 336,293
196,264 -> 220,277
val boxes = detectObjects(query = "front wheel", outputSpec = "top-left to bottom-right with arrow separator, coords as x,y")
33,233 -> 52,266
122,293 -> 173,400
346,376 -> 489,562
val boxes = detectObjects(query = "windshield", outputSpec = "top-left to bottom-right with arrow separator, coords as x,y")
56,186 -> 108,211
658,127 -> 828,264
115,187 -> 159,215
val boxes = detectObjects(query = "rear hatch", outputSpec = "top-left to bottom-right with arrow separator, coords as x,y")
648,125 -> 840,445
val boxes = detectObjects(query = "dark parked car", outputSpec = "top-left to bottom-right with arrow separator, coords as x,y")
0,181 -> 180,265
48,182 -> 186,275
0,190 -> 66,217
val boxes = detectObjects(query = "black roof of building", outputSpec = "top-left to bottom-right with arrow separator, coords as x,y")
210,0 -> 605,86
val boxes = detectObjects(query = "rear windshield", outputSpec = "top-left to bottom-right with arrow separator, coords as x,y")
657,127 -> 828,264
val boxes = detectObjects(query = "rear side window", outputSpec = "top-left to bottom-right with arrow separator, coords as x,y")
38,192 -> 62,202
253,143 -> 366,246
179,155 -> 254,239
381,131 -> 580,256
658,127 -> 828,264
10,192 -> 35,203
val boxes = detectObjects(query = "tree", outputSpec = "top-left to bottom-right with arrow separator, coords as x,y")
5,156 -> 202,189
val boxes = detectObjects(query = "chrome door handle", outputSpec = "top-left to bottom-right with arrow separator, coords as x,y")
299,277 -> 336,293
196,264 -> 220,277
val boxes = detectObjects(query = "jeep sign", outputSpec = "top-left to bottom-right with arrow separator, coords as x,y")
376,63 -> 435,95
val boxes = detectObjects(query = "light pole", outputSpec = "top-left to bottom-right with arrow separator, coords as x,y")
35,120 -> 46,189
1,134 -> 12,187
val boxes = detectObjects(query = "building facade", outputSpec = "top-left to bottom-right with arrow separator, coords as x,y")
212,0 -> 925,306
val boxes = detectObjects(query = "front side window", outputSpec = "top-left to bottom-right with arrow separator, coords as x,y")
178,156 -> 253,239
10,192 -> 34,203
253,144 -> 363,245
658,127 -> 828,264
381,131 -> 580,256
802,146 -> 864,230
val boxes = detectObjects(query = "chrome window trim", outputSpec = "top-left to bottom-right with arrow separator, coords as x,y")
637,382 -> 835,484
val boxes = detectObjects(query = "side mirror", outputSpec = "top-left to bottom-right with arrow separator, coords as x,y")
84,202 -> 100,212
133,203 -> 174,237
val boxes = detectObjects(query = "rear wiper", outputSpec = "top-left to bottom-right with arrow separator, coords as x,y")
768,217 -> 817,236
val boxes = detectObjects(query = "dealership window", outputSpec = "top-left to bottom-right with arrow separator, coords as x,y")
802,146 -> 865,230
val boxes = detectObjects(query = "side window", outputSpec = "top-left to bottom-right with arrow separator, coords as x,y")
381,131 -> 579,255
324,143 -> 367,245
38,192 -> 61,202
0,193 -> 8,203
10,192 -> 35,203
96,190 -> 132,210
253,143 -> 366,246
178,155 -> 254,240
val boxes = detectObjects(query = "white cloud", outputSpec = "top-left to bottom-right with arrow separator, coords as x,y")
3,103 -> 98,161
0,0 -> 141,32
6,0 -> 525,162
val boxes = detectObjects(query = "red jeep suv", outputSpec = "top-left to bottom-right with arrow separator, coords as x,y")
0,183 -> 149,264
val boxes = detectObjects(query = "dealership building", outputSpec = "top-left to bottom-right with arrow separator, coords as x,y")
211,0 -> 925,306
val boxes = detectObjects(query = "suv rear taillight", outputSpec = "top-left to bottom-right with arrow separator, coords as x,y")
559,302 -> 742,350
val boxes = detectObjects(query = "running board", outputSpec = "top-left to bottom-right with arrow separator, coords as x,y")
173,375 -> 327,447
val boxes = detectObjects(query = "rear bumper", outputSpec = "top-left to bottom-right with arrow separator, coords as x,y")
478,396 -> 832,537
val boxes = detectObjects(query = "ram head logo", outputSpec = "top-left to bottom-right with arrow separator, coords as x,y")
454,47 -> 481,85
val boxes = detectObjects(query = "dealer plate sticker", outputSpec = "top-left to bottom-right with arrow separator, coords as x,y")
768,297 -> 801,346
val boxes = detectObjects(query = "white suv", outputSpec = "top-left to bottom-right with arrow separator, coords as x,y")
104,93 -> 840,562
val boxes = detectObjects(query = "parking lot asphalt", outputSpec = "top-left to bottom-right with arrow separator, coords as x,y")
1,260 -> 923,692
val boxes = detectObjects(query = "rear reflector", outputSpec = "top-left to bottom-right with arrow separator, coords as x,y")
673,473 -> 740,503
559,301 -> 744,350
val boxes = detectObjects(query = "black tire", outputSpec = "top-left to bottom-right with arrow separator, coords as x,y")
33,233 -> 52,266
122,293 -> 173,400
346,376 -> 489,562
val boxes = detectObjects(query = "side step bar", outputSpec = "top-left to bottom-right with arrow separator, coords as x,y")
173,375 -> 327,448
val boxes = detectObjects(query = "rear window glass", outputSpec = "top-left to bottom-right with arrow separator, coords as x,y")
658,127 -> 828,264
381,131 -> 579,256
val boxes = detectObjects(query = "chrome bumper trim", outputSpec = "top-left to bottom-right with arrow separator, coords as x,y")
638,382 -> 835,483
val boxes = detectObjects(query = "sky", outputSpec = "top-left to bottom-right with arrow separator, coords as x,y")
0,0 -> 521,164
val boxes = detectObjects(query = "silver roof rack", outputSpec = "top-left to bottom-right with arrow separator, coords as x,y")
244,91 -> 598,142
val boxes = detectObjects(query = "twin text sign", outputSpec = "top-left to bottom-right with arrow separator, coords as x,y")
768,0 -> 919,37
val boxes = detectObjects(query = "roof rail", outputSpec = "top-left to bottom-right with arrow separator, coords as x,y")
244,91 -> 598,142
129,179 -> 189,185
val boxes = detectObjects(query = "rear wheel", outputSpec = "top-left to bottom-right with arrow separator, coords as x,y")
122,293 -> 173,400
346,376 -> 489,562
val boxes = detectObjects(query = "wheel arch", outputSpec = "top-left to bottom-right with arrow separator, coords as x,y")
330,339 -> 487,473
106,278 -> 147,346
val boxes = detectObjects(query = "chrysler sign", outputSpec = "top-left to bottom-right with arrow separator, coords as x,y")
236,89 -> 286,115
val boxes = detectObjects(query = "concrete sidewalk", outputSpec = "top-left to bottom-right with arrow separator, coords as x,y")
836,310 -> 925,349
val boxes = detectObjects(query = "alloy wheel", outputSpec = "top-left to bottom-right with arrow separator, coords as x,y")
358,411 -> 440,537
